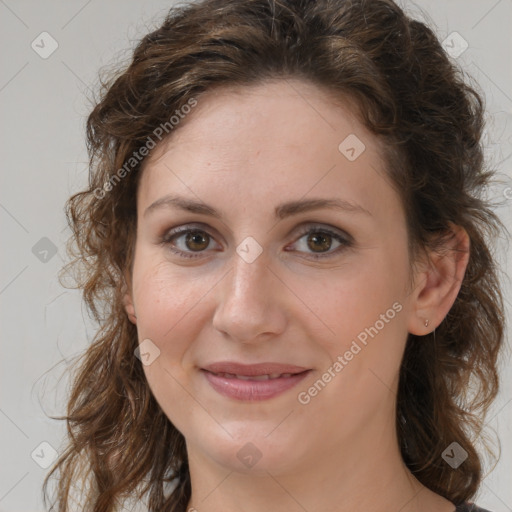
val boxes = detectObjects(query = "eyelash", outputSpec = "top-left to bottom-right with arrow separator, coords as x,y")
160,223 -> 353,260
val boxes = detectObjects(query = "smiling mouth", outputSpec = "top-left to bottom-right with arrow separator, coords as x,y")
200,368 -> 312,401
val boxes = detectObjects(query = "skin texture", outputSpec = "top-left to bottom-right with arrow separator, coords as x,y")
123,79 -> 470,512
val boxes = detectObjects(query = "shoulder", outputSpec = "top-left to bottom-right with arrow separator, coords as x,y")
455,503 -> 493,512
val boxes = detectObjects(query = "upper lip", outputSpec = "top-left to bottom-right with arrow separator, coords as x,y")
202,362 -> 310,376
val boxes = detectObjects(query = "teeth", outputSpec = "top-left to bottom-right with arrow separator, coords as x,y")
238,374 -> 269,381
214,372 -> 296,380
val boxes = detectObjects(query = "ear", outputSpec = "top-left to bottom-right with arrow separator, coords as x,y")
121,274 -> 137,325
407,223 -> 470,335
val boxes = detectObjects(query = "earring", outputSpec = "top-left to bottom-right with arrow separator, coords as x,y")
424,319 -> 429,327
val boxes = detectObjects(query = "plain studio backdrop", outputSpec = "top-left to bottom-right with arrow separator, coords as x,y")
0,1 -> 511,511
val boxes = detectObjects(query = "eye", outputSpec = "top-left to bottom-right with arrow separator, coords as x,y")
159,223 -> 353,260
160,225 -> 219,259
287,225 -> 353,260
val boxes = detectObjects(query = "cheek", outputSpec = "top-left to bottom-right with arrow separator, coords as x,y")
132,262 -> 206,353
304,251 -> 410,416
296,263 -> 408,428
303,250 -> 409,355
131,259 -> 211,430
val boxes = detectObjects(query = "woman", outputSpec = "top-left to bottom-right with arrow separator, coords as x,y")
43,0 -> 507,511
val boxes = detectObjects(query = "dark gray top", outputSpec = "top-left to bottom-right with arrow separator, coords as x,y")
455,503 -> 492,512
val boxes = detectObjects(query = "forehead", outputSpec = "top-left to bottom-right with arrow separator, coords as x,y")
147,79 -> 368,157
137,79 -> 397,222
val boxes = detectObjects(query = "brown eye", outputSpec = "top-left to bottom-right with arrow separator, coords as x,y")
306,232 -> 333,253
288,225 -> 353,260
183,231 -> 210,251
161,227 -> 217,259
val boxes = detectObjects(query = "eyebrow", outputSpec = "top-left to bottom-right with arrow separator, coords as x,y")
144,194 -> 372,220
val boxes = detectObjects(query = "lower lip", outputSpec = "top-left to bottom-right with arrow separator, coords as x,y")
201,369 -> 311,401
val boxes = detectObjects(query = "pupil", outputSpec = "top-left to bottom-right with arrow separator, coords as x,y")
187,231 -> 208,250
309,233 -> 331,252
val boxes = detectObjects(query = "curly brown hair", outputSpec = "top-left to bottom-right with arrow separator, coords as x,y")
43,0 -> 508,510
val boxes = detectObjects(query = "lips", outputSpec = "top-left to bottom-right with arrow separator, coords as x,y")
200,362 -> 312,401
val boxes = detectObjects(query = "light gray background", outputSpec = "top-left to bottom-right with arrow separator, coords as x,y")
0,1 -> 511,511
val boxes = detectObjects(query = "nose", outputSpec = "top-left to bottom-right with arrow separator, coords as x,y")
212,248 -> 288,344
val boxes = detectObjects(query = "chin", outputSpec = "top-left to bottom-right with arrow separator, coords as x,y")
193,428 -> 305,475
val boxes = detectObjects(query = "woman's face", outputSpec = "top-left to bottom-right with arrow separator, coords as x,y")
124,79 -> 427,474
